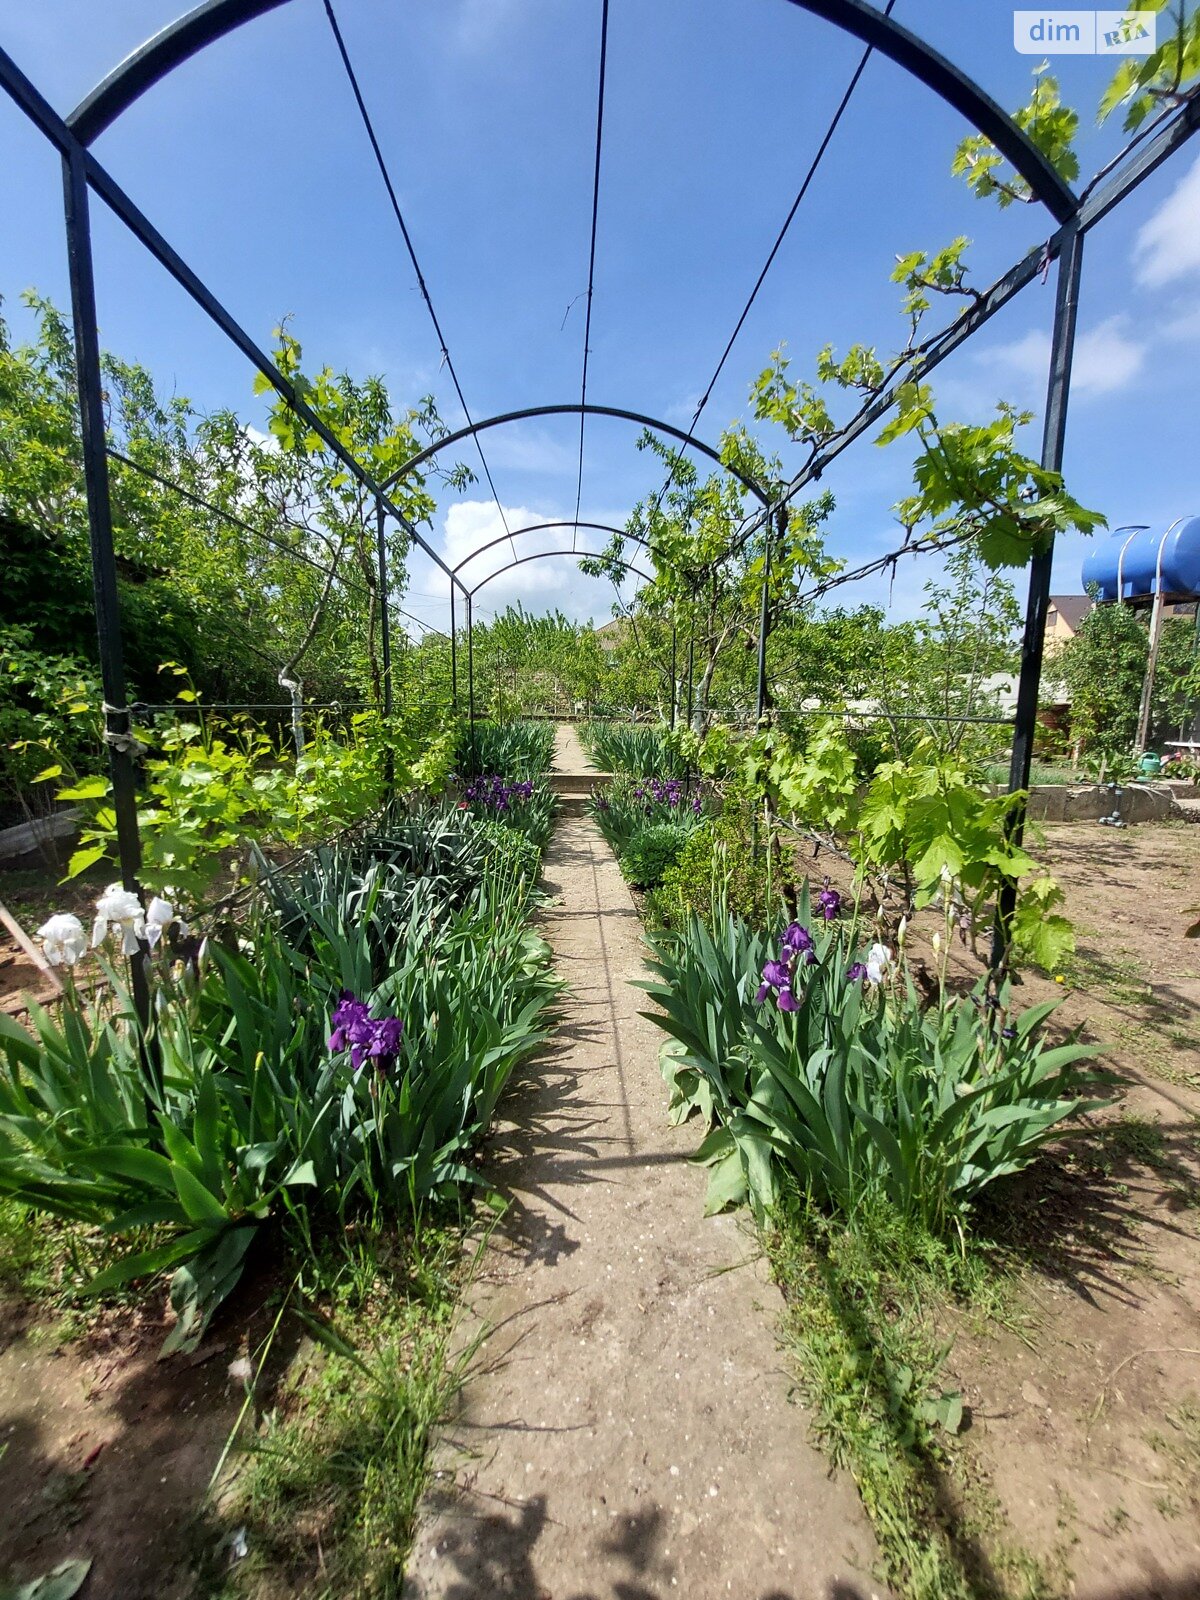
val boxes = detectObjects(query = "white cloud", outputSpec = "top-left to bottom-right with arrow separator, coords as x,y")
1134,154 -> 1200,288
481,426 -> 575,475
404,499 -> 638,626
974,314 -> 1146,398
1163,301 -> 1200,343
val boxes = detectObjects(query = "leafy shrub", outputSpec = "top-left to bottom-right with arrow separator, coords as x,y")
55,708 -> 456,895
619,822 -> 693,889
0,623 -> 103,821
590,775 -> 703,859
649,786 -> 784,932
642,899 -> 1109,1234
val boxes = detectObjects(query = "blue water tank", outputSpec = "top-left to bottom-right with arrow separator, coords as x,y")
1082,518 -> 1200,603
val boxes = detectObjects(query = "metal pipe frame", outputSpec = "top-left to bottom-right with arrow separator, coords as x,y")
380,403 -> 773,508
0,44 -> 465,604
465,551 -> 653,600
451,520 -> 649,582
992,220 -> 1085,972
2,0 -> 1198,984
66,0 -> 1078,225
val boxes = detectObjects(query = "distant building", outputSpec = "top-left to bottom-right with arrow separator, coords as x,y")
596,618 -> 629,655
1045,595 -> 1093,649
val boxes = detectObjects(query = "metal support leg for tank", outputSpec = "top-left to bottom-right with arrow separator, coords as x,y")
992,221 -> 1084,974
62,145 -> 152,1033
1135,589 -> 1166,752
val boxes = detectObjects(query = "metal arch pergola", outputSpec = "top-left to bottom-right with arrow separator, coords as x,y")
1,0 -> 1197,987
385,402 -> 775,705
444,520 -> 650,701
460,548 -> 656,750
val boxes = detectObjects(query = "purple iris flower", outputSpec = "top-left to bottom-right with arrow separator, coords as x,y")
329,990 -> 370,1054
762,958 -> 792,990
329,992 -> 405,1074
816,887 -> 842,921
781,923 -> 814,955
846,962 -> 867,983
757,953 -> 806,1012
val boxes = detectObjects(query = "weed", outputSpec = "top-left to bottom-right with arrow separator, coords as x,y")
1103,1504 -> 1130,1537
1079,1116 -> 1200,1210
1148,1396 -> 1200,1513
207,1222 -> 469,1600
766,1192 -> 1054,1600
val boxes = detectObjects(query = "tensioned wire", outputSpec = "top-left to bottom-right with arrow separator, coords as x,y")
572,0 -> 612,549
321,0 -> 519,565
640,0 -> 898,542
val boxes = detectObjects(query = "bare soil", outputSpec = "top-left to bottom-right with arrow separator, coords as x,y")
944,823 -> 1200,1599
0,1275 -> 273,1598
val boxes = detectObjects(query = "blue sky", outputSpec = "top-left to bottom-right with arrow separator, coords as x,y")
2,0 -> 1198,637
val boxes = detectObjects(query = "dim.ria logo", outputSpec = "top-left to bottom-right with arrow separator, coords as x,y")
1013,10 -> 1157,53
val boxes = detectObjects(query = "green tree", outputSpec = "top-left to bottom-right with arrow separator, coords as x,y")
1059,602 -> 1148,755
583,429 -> 837,729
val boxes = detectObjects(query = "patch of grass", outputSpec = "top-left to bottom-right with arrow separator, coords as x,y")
206,1221 -> 472,1600
766,1194 -> 1057,1600
0,1198 -> 119,1342
1107,1020 -> 1200,1089
1057,949 -> 1154,1011
1148,1398 -> 1200,1508
1078,1115 -> 1200,1210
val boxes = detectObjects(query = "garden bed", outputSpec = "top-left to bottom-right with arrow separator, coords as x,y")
636,811 -> 1200,1596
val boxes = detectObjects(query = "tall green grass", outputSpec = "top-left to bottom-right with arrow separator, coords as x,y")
458,719 -> 554,778
580,721 -> 685,777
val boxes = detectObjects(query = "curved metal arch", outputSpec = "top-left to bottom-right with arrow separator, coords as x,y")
69,0 -> 292,143
452,520 -> 646,578
384,403 -> 772,506
783,0 -> 1077,221
466,549 -> 652,600
68,0 -> 1079,223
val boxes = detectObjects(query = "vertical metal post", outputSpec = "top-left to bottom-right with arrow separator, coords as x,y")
993,220 -> 1084,970
669,619 -> 677,730
61,146 -> 150,1027
1135,590 -> 1166,752
375,497 -> 394,794
467,594 -> 477,774
755,505 -> 781,727
685,599 -> 695,732
449,583 -> 458,709
375,498 -> 393,720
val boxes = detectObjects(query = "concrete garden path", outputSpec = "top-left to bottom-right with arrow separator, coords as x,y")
404,726 -> 882,1600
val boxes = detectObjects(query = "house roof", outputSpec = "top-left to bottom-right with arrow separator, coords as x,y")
1047,594 -> 1093,631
